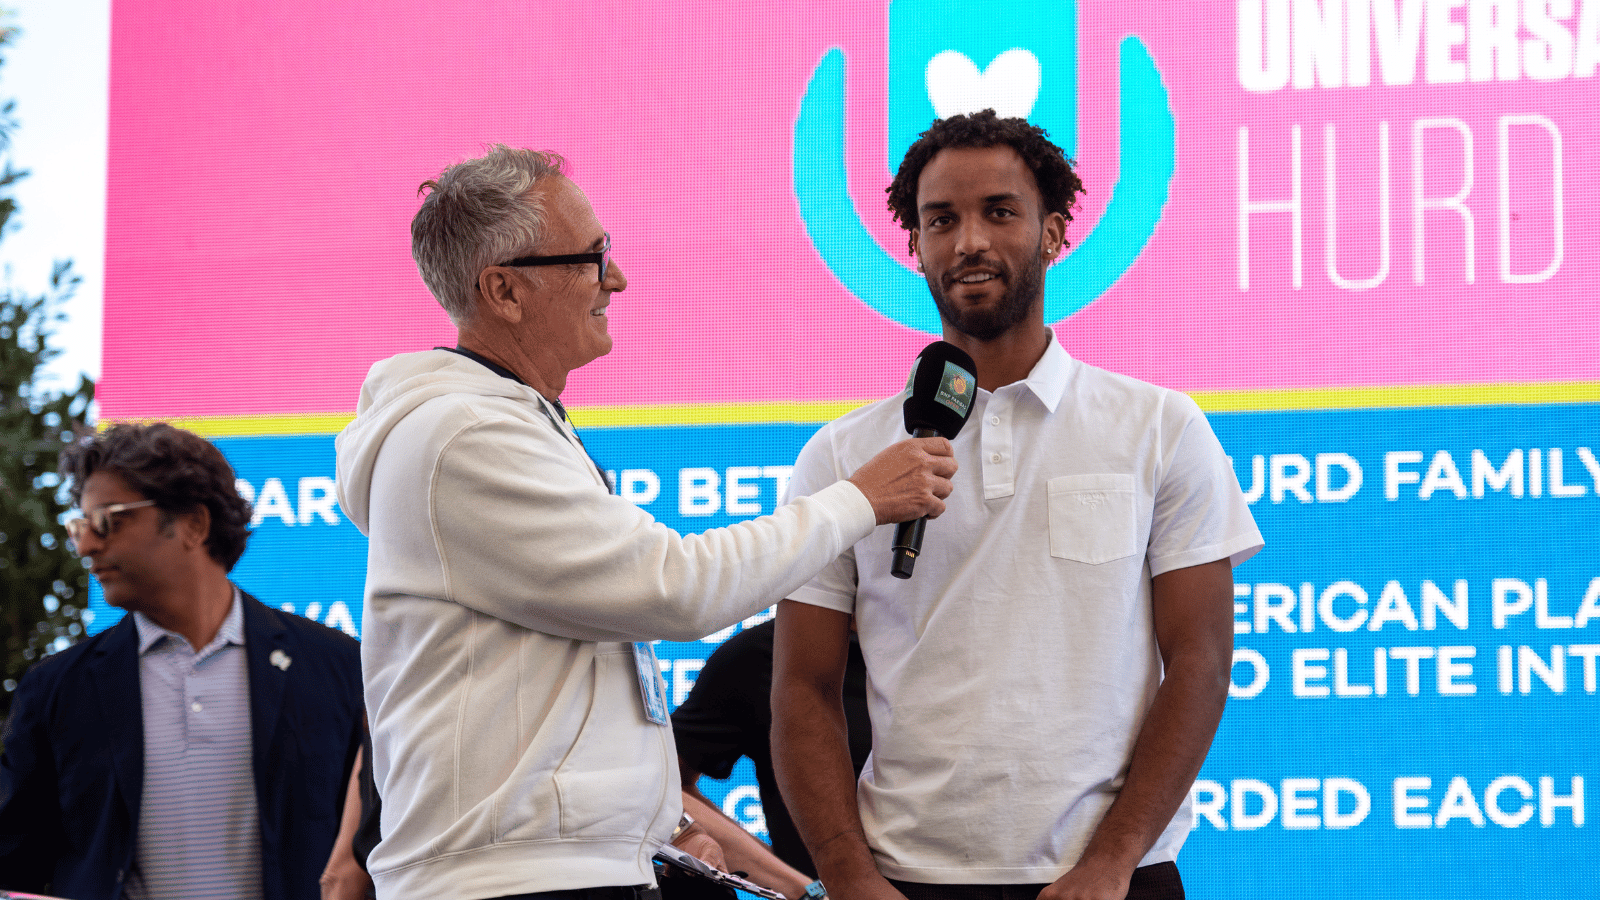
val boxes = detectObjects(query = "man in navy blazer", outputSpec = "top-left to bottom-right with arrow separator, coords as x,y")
0,423 -> 364,900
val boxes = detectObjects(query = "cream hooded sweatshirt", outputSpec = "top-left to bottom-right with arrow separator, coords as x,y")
335,349 -> 874,899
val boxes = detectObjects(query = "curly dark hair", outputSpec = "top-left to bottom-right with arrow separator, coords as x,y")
60,423 -> 254,572
886,109 -> 1086,252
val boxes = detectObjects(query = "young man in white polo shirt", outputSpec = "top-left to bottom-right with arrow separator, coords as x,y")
772,111 -> 1263,900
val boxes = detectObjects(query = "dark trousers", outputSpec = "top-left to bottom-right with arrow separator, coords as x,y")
890,862 -> 1184,900
493,887 -> 663,900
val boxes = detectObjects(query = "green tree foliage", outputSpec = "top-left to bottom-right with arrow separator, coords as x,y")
0,269 -> 95,718
0,12 -> 97,720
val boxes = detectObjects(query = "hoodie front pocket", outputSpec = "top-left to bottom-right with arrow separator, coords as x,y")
551,649 -> 664,840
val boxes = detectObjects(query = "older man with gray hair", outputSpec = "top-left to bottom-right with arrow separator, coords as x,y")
334,146 -> 956,900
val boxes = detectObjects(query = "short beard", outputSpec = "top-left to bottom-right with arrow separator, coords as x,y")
926,248 -> 1046,343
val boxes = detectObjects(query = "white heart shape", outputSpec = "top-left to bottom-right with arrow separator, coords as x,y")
925,48 -> 1042,120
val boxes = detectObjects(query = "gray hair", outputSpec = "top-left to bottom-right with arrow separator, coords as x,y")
411,145 -> 567,323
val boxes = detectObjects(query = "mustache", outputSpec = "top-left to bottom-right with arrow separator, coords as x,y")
944,259 -> 1007,283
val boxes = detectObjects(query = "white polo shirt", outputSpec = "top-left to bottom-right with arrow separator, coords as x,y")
785,333 -> 1262,884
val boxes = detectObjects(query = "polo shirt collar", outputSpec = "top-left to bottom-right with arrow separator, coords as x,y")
1010,329 -> 1072,414
135,584 -> 245,654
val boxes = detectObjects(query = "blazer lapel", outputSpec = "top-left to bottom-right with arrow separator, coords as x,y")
88,617 -> 145,821
242,592 -> 291,782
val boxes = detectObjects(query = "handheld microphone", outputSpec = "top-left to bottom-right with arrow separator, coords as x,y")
891,341 -> 978,579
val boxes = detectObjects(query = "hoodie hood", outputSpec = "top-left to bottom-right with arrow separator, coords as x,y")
335,349 -> 547,534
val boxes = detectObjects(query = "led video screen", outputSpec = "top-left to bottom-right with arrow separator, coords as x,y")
95,1 -> 1600,895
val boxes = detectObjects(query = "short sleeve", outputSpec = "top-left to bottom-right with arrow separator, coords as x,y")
779,423 -> 861,614
1146,393 -> 1264,577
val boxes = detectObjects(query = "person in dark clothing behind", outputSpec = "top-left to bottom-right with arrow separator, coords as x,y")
673,619 -> 871,899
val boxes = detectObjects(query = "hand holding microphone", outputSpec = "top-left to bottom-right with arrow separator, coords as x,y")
846,343 -> 973,529
845,342 -> 975,576
846,436 -> 957,526
889,341 -> 977,579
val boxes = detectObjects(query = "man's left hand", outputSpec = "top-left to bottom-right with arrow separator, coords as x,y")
1036,864 -> 1131,900
320,854 -> 374,900
670,821 -> 727,872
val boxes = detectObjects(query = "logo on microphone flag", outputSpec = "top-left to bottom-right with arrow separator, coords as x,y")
936,362 -> 976,416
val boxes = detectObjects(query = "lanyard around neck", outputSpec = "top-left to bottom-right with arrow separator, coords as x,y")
438,346 -> 612,493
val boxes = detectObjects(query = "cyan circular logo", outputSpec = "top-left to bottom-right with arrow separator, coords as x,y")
793,0 -> 1176,333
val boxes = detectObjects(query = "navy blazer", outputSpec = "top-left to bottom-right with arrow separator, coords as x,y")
0,591 -> 364,900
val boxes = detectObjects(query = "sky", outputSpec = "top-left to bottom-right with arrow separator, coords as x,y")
1,0 -> 110,395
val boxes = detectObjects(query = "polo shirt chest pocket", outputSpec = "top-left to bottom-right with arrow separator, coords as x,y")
1046,474 -> 1138,564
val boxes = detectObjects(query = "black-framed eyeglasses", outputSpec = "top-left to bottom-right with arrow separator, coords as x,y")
65,499 -> 158,545
499,232 -> 611,281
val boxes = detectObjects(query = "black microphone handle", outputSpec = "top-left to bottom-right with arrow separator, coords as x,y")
890,427 -> 940,579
